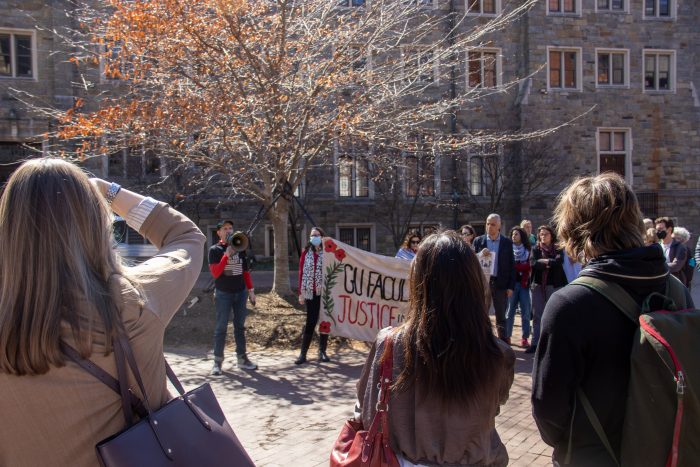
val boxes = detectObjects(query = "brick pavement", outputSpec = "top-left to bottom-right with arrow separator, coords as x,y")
165,322 -> 552,467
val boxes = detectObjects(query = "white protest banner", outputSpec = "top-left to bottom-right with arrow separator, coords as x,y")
319,238 -> 411,342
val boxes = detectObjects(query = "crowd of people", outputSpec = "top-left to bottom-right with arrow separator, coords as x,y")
0,159 -> 697,466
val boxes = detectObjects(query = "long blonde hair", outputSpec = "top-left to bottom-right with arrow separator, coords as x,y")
0,159 -> 130,375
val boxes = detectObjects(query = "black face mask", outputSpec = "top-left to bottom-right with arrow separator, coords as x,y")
656,230 -> 667,240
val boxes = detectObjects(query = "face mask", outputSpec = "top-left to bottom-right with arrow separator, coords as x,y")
310,236 -> 322,247
656,230 -> 667,240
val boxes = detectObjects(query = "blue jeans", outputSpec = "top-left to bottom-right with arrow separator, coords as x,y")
213,289 -> 248,363
506,283 -> 531,339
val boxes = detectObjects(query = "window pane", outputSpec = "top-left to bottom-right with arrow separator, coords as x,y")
405,156 -> 418,197
339,157 -> 352,197
549,0 -> 560,12
0,35 -> 11,76
339,228 -> 355,246
564,0 -> 575,12
658,55 -> 670,89
470,157 -> 482,196
659,0 -> 669,16
355,158 -> 369,197
419,51 -> 433,83
483,0 -> 495,13
549,51 -> 561,88
356,228 -> 371,251
644,55 -> 656,89
598,53 -> 610,84
484,52 -> 497,87
352,0 -> 365,6
597,0 -> 609,8
421,157 -> 435,196
612,54 -> 624,84
468,51 -> 481,87
600,154 -> 625,177
645,0 -> 655,15
468,0 -> 478,11
613,132 -> 625,151
612,0 -> 624,9
599,131 -> 611,151
564,52 -> 576,88
15,36 -> 32,76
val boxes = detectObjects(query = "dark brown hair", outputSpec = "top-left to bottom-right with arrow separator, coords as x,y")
393,231 -> 505,405
654,216 -> 674,230
510,226 -> 531,250
304,226 -> 326,252
553,173 -> 644,262
537,224 -> 556,246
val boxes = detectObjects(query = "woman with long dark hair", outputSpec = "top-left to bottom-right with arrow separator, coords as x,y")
295,226 -> 329,364
356,231 -> 515,466
526,225 -> 567,354
0,159 -> 205,466
505,226 -> 532,348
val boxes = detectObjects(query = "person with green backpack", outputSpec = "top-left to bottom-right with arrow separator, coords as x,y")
531,173 -> 696,466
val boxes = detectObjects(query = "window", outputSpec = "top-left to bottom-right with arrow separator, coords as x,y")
337,141 -> 370,198
547,0 -> 580,14
403,48 -> 437,84
405,153 -> 435,197
467,49 -> 500,88
547,47 -> 582,91
466,0 -> 498,15
598,129 -> 631,182
339,0 -> 365,7
596,49 -> 629,87
596,0 -> 625,11
338,226 -> 372,251
643,50 -> 675,92
644,0 -> 674,18
0,30 -> 35,79
469,156 -> 484,196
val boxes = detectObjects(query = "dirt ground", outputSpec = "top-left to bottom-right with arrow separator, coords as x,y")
164,290 -> 371,354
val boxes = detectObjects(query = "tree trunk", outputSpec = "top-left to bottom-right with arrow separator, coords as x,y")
270,197 -> 292,297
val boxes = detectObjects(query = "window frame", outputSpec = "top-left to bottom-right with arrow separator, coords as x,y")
335,140 -> 373,199
335,224 -> 375,252
595,48 -> 630,88
0,28 -> 37,80
596,127 -> 633,185
465,0 -> 501,16
546,0 -> 582,16
338,0 -> 366,8
643,0 -> 676,20
466,48 -> 502,89
403,147 -> 438,198
401,46 -> 439,85
594,0 -> 628,13
546,46 -> 583,92
642,49 -> 676,93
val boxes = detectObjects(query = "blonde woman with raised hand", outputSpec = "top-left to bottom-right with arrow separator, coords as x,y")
0,158 -> 205,467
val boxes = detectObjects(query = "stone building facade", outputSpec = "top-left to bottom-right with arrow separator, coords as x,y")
1,0 -> 698,260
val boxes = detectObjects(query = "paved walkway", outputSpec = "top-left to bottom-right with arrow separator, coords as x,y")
165,342 -> 550,467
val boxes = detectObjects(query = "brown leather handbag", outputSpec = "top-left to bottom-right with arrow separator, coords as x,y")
63,335 -> 255,467
330,334 -> 399,467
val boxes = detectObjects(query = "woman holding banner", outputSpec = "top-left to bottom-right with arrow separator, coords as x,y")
355,231 -> 515,466
296,227 -> 330,364
395,231 -> 422,260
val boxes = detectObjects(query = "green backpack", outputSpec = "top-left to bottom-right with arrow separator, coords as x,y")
570,275 -> 699,467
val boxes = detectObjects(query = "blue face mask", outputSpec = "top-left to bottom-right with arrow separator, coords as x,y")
310,236 -> 322,247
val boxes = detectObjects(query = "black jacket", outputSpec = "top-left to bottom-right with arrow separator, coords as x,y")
531,244 -> 694,466
473,234 -> 516,291
531,245 -> 568,288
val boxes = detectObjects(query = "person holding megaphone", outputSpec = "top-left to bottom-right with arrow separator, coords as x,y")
209,220 -> 257,375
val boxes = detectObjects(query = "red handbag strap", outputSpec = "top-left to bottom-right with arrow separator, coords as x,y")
362,331 -> 395,463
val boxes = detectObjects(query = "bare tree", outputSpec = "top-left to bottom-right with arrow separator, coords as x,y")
20,0 -> 546,297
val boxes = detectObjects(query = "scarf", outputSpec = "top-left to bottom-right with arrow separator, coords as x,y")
513,243 -> 529,263
301,249 -> 323,299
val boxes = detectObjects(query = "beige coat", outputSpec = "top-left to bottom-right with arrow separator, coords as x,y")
357,328 -> 515,466
0,203 -> 205,467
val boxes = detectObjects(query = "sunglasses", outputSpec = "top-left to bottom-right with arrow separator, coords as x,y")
410,240 -> 420,244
